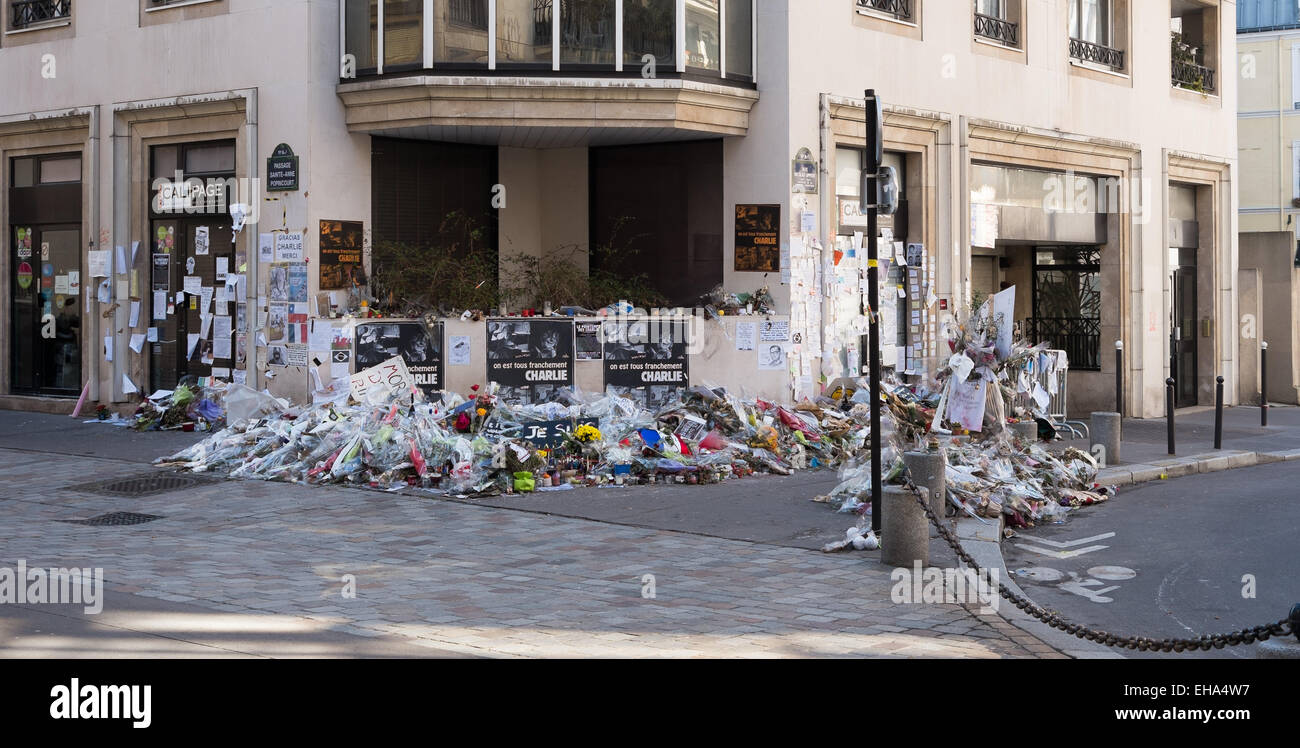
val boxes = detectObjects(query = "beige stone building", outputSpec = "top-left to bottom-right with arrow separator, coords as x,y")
0,0 -> 1238,419
1237,0 -> 1300,404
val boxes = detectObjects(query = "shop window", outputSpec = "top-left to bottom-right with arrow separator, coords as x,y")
184,143 -> 235,175
1030,246 -> 1102,371
856,0 -> 916,24
9,0 -> 71,29
12,156 -> 36,188
39,156 -> 81,184
974,0 -> 1021,48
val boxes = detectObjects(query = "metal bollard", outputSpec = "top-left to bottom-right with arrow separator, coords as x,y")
1115,340 -> 1124,416
881,484 -> 930,568
1261,341 -> 1269,427
1214,376 -> 1224,450
903,450 -> 947,533
1166,377 -> 1176,456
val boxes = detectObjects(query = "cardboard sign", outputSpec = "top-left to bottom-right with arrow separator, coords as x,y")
348,356 -> 416,405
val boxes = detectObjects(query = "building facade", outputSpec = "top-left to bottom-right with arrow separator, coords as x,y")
1,0 -> 1237,418
1237,0 -> 1300,404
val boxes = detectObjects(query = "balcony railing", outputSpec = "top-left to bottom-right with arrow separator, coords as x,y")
1069,37 -> 1124,70
534,0 -> 552,42
1172,59 -> 1215,93
973,12 -> 1018,46
856,0 -> 912,22
11,0 -> 70,29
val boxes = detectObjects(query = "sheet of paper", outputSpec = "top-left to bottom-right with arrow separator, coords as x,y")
147,327 -> 159,343
128,300 -> 140,328
735,322 -> 756,351
259,233 -> 275,263
216,257 -> 228,277
214,314 -> 232,342
200,314 -> 213,340
213,336 -> 232,360
116,246 -> 127,275
129,333 -> 145,354
201,286 -> 214,315
184,276 -> 202,295
122,374 -> 138,395
947,376 -> 989,432
448,335 -> 471,366
103,336 -> 113,362
88,250 -> 110,278
309,319 -> 333,351
152,290 -> 167,320
187,333 -> 201,359
195,226 -> 210,255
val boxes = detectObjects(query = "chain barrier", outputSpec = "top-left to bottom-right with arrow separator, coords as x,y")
896,478 -> 1293,652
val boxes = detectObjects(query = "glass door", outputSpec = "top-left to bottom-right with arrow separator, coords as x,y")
9,225 -> 82,395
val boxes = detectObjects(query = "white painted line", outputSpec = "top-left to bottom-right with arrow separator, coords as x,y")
1022,532 -> 1116,549
1016,544 -> 1110,560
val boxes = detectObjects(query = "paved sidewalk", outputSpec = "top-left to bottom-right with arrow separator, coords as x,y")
0,447 -> 1059,659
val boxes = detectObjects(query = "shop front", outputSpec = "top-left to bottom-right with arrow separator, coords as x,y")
8,152 -> 83,397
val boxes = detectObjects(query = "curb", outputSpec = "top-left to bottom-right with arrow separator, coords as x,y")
954,518 -> 1122,659
1095,448 -> 1300,487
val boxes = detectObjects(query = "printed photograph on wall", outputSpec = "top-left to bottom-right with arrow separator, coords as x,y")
354,320 -> 445,399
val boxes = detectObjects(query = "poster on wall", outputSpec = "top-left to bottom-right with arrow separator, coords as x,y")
575,321 -> 603,361
354,320 -> 445,399
319,220 -> 364,290
486,319 -> 574,405
602,319 -> 689,410
734,204 -> 781,272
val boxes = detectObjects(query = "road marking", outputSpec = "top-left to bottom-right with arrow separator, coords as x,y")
1015,544 -> 1110,560
1088,565 -> 1137,581
1059,575 -> 1120,603
1021,532 -> 1116,549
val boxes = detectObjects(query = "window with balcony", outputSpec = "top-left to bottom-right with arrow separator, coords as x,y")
437,0 -> 486,65
9,0 -> 70,29
973,0 -> 1020,48
1171,1 -> 1218,94
855,0 -> 914,24
1069,0 -> 1126,71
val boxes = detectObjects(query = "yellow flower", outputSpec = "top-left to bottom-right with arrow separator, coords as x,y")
476,408 -> 487,417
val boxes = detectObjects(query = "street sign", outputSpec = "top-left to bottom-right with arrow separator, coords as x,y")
267,143 -> 299,192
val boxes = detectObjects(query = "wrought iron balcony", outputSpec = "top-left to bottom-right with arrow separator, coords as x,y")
856,0 -> 913,22
11,0 -> 71,29
1172,59 -> 1215,93
974,13 -> 1018,46
1069,37 -> 1124,70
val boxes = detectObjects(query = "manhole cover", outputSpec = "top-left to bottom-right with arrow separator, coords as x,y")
69,473 -> 212,498
62,512 -> 164,527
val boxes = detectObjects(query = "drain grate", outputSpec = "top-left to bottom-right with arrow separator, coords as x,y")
62,512 -> 164,527
69,472 -> 212,498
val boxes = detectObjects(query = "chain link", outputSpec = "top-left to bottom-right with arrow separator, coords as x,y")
896,478 -> 1293,652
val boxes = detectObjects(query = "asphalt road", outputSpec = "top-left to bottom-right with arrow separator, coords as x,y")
1001,460 -> 1300,659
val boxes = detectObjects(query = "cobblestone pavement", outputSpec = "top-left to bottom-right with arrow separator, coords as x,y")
0,449 -> 1062,658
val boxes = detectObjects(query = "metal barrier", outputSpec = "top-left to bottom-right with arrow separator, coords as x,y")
1030,349 -> 1089,440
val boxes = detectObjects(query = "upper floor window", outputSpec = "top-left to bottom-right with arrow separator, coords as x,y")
974,0 -> 1020,48
1171,2 -> 1218,94
10,0 -> 70,29
1238,0 -> 1300,32
856,0 -> 914,24
1069,0 -> 1125,71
